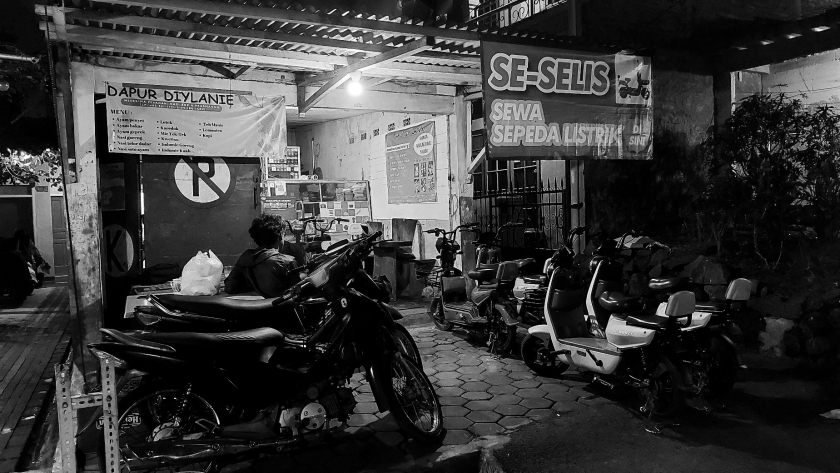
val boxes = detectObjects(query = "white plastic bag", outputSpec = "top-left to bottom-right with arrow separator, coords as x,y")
180,250 -> 223,295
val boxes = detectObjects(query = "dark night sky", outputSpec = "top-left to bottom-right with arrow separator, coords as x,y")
0,0 -> 45,54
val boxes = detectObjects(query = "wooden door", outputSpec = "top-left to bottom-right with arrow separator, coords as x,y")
50,195 -> 69,282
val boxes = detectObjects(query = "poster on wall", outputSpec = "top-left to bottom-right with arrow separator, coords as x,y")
385,120 -> 437,204
481,41 -> 653,160
105,83 -> 286,158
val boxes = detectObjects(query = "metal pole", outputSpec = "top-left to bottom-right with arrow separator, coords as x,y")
0,52 -> 39,63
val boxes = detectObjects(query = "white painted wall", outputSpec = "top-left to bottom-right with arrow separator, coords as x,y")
32,183 -> 55,271
764,50 -> 840,106
294,112 -> 452,259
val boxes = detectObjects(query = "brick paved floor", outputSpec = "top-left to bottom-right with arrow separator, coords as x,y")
231,324 -> 612,473
0,285 -> 71,472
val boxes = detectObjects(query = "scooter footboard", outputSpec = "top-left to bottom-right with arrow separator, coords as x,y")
556,339 -> 621,375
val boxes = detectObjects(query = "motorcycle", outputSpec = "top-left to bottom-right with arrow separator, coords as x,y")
130,237 -> 421,368
88,230 -> 443,472
521,233 -> 693,421
512,225 -> 591,326
427,222 -> 528,355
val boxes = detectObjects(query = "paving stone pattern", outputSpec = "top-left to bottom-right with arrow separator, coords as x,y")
0,285 -> 71,472
238,325 -> 611,473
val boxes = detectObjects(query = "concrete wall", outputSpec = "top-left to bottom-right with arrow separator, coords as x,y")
764,50 -> 840,107
293,112 -> 452,260
653,69 -> 715,148
32,182 -> 54,270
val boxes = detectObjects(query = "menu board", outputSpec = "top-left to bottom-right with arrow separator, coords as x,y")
105,83 -> 286,158
385,120 -> 437,204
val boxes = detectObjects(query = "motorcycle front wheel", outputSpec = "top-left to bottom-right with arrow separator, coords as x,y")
521,334 -> 568,377
393,323 -> 422,367
380,355 -> 443,443
98,381 -> 226,473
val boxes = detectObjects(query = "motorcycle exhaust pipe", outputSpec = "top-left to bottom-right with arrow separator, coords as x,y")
122,431 -> 327,470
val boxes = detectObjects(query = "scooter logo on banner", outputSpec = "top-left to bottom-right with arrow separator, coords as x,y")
615,54 -> 652,106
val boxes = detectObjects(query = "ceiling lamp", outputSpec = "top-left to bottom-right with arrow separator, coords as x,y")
347,72 -> 363,96
785,33 -> 803,39
812,26 -> 831,32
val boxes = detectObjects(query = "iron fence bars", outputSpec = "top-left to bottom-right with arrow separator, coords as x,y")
474,177 -> 568,256
471,0 -> 565,28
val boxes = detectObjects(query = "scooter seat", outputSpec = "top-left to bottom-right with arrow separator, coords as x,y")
521,275 -> 547,285
137,327 -> 286,349
696,300 -> 727,313
152,294 -> 290,320
467,268 -> 496,282
514,258 -> 536,269
625,313 -> 669,331
648,277 -> 691,292
598,292 -> 644,313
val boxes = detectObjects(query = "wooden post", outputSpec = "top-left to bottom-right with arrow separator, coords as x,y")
55,48 -> 104,382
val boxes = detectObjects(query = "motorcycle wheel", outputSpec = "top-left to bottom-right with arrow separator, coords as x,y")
98,381 -> 226,473
380,355 -> 444,443
521,334 -> 568,377
706,337 -> 738,397
646,357 -> 684,417
491,314 -> 518,356
393,323 -> 422,367
428,299 -> 453,331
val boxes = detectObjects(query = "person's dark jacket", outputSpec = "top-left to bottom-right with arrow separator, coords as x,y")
224,248 -> 296,297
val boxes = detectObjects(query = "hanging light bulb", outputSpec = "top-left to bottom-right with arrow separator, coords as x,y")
347,72 -> 363,96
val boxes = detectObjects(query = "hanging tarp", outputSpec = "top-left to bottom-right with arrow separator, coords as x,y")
481,41 -> 653,160
105,83 -> 286,158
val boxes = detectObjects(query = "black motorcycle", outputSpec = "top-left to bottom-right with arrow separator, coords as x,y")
89,231 -> 443,472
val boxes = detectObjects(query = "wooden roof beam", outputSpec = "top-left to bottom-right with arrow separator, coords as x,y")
297,36 -> 434,114
102,0 -> 481,43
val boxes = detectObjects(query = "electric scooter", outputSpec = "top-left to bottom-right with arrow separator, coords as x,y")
427,222 -> 526,355
521,234 -> 694,421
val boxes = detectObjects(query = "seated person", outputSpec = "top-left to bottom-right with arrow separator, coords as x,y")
224,214 -> 297,297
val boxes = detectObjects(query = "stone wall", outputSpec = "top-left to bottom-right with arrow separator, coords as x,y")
585,69 -> 713,237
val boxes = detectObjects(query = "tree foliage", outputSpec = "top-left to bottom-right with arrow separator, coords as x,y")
702,93 -> 840,268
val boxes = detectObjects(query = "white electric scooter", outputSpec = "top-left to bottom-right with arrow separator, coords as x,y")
521,237 -> 697,420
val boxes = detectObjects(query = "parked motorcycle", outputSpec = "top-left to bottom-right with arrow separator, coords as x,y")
89,230 -> 443,472
427,222 -> 528,355
512,225 -> 591,326
131,239 -> 421,368
522,233 -> 693,419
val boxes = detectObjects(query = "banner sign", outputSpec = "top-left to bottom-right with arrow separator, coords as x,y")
386,121 -> 437,204
106,83 -> 286,158
481,42 -> 653,160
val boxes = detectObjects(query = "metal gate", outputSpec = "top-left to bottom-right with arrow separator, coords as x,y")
474,173 -> 568,260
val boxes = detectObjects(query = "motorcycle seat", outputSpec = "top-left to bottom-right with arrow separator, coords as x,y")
513,258 -> 536,269
152,294 -> 290,320
648,277 -> 691,292
521,275 -> 547,285
625,313 -> 669,331
467,268 -> 496,282
696,300 -> 727,313
138,327 -> 286,349
598,292 -> 644,314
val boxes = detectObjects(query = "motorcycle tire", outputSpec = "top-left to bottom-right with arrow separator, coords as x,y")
706,336 -> 738,397
97,381 -> 227,473
521,334 -> 568,377
393,323 -> 422,367
646,356 -> 684,417
379,355 -> 444,443
491,314 -> 518,356
428,299 -> 453,331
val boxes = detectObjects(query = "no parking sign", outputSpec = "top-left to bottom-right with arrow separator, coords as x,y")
170,157 -> 237,208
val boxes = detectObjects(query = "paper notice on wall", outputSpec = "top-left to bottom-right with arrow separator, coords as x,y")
105,83 -> 286,158
385,120 -> 437,204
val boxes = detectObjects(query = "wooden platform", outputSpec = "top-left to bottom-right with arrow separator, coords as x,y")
0,285 -> 71,472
